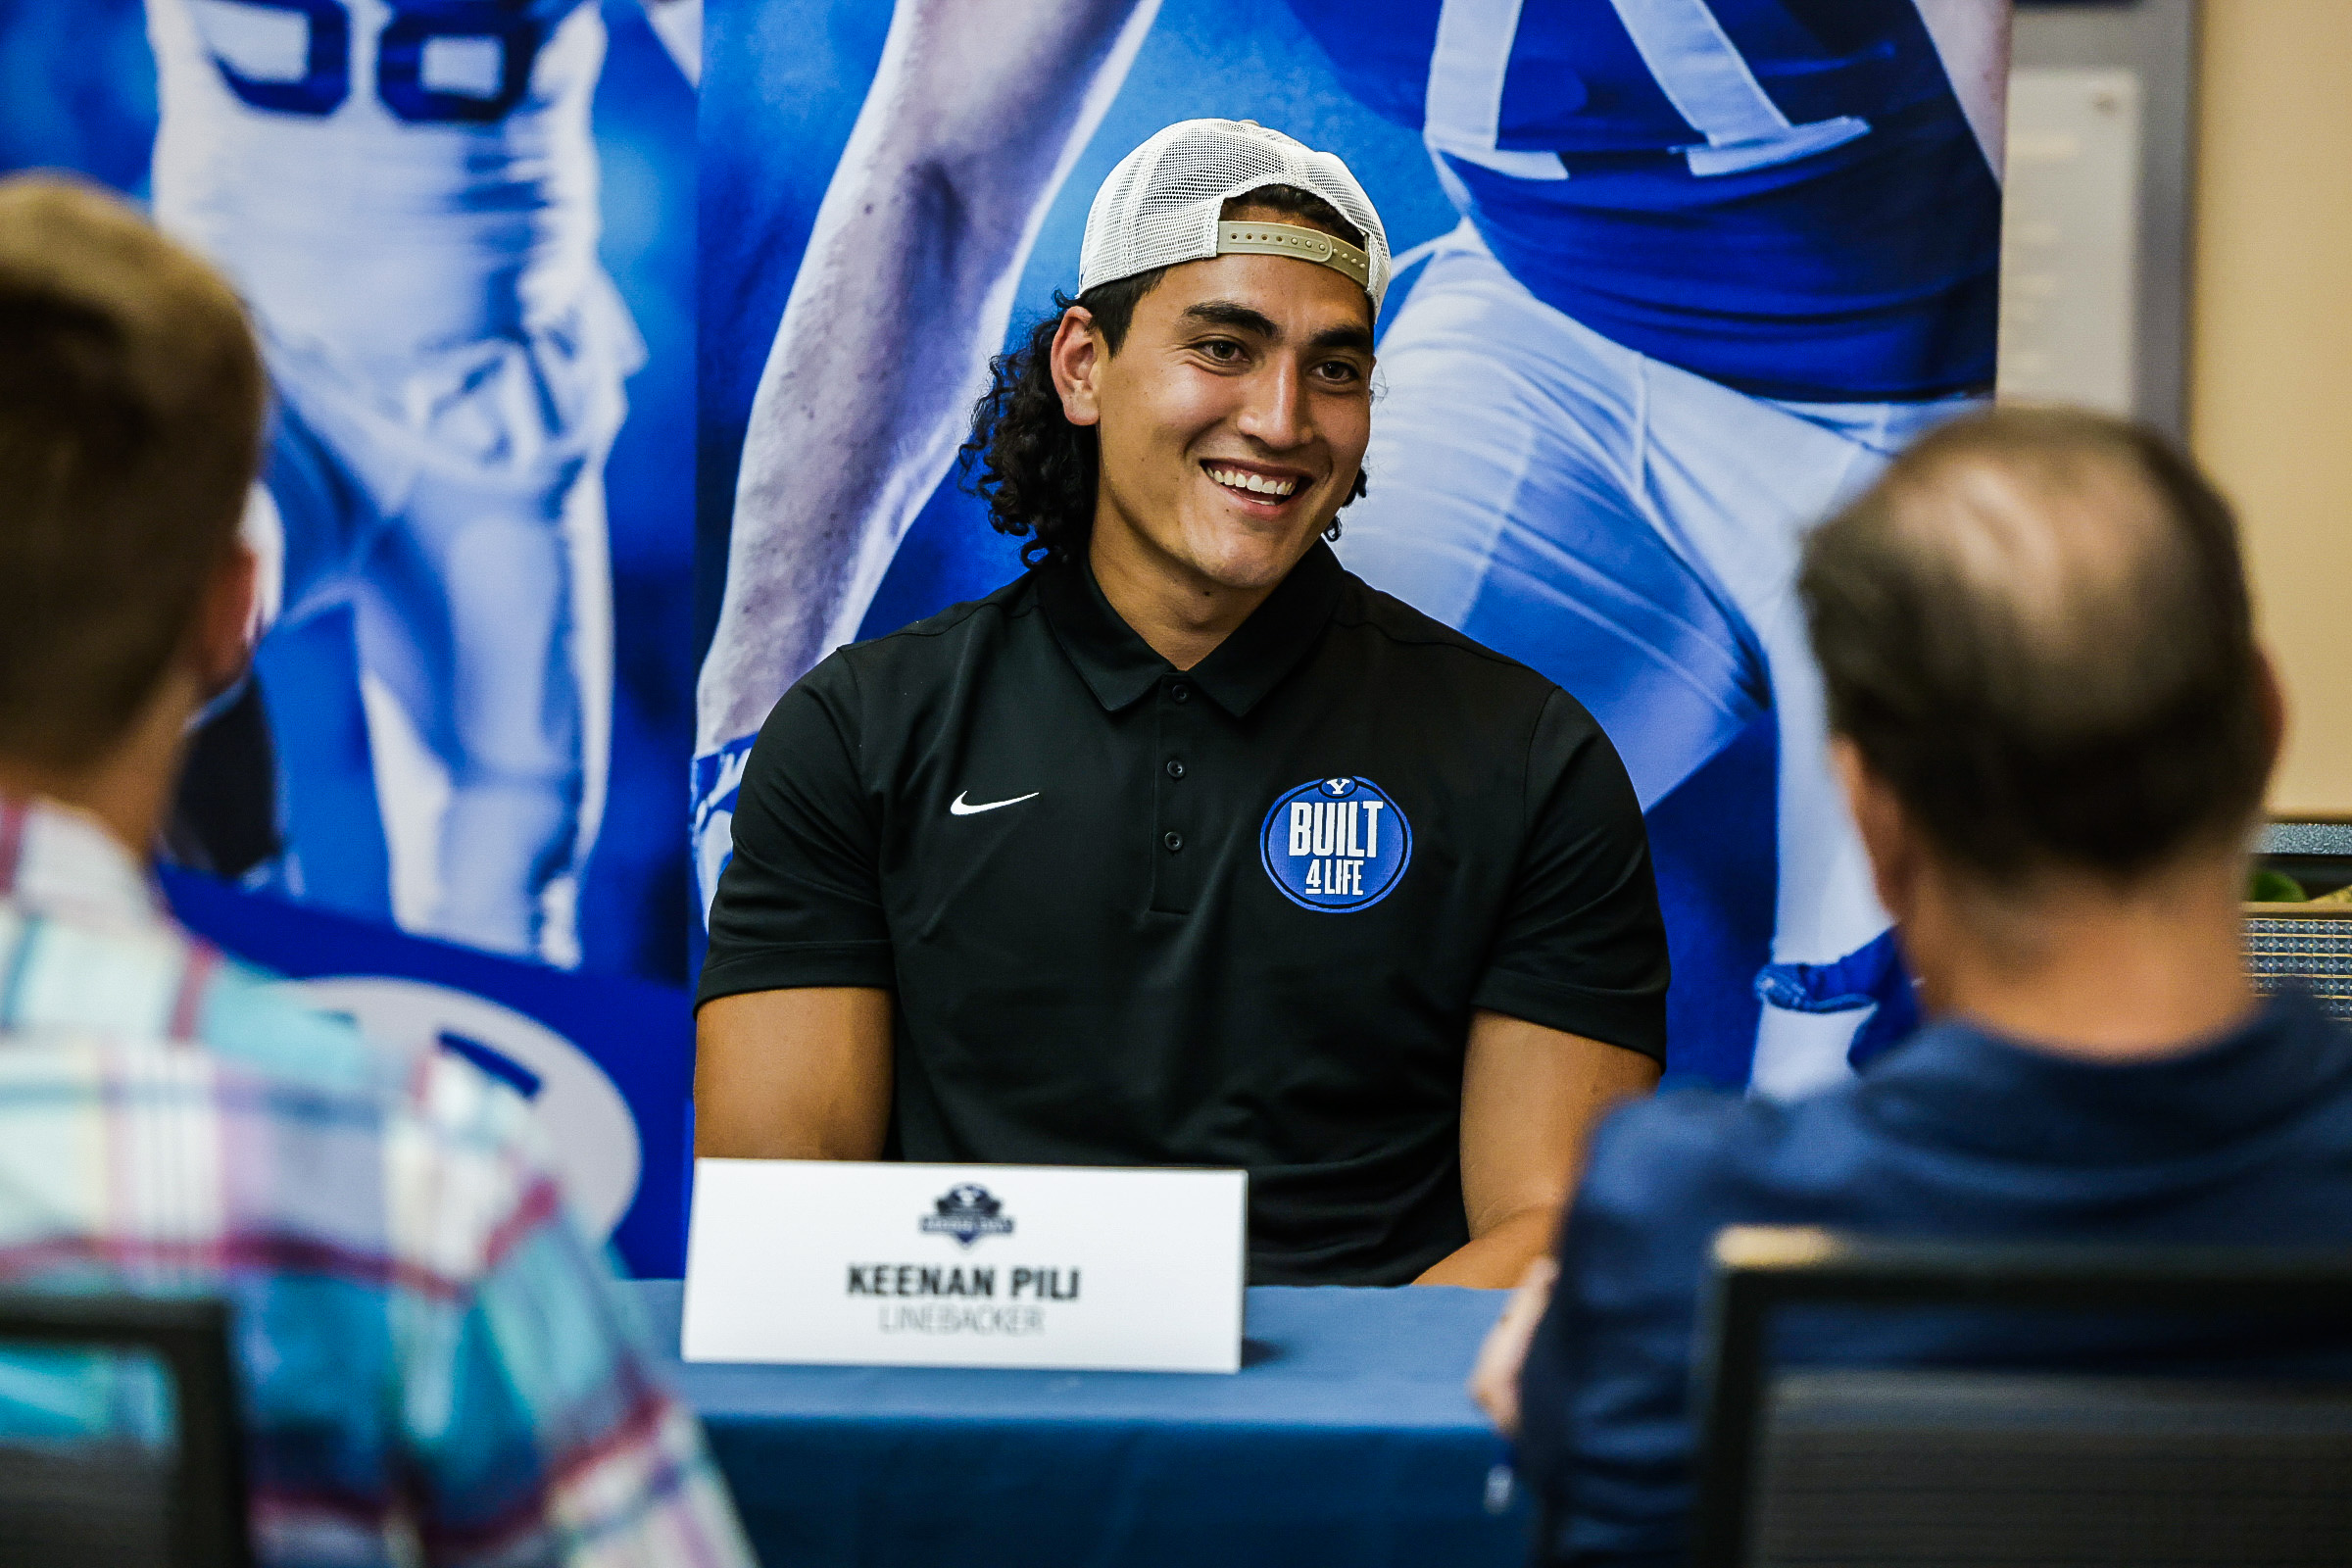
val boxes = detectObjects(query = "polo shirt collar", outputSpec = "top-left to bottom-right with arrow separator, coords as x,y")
1858,989 -> 2352,1167
1037,541 -> 1346,717
0,793 -> 166,931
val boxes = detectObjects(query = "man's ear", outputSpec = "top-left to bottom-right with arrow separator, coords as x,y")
188,542 -> 258,701
2254,643 -> 2288,785
1833,736 -> 1919,928
1049,306 -> 1103,428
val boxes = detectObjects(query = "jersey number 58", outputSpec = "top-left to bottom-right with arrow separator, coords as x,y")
202,0 -> 560,123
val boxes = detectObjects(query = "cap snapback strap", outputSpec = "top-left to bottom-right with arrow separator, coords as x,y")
1214,220 -> 1372,295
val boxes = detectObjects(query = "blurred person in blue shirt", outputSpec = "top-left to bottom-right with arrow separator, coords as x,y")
1471,406 -> 2352,1567
0,172 -> 750,1568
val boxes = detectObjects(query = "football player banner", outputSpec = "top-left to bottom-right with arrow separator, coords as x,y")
695,0 -> 2010,1096
0,0 -> 703,1272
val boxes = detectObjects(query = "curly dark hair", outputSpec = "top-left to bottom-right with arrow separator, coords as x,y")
957,184 -> 1372,567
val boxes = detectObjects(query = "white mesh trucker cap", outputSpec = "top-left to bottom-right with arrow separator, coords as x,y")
1078,119 -> 1393,312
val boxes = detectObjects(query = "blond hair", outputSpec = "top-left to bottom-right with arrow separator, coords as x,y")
0,174 -> 265,768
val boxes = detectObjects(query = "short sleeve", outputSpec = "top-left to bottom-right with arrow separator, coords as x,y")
1469,687 -> 1670,1059
697,661 -> 897,1005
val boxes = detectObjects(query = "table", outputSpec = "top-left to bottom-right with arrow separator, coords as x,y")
634,1280 -> 1532,1567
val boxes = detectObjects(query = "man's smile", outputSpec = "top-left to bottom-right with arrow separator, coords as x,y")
1201,459 -> 1311,509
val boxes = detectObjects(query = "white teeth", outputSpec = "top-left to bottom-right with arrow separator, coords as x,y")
1208,466 -> 1298,499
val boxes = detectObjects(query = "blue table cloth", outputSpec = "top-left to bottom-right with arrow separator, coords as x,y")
633,1280 -> 1531,1567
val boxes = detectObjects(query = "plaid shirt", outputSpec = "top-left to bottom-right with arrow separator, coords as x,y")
0,796 -> 753,1567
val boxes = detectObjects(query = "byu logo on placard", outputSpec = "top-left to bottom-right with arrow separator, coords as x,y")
920,1183 -> 1015,1248
1259,776 -> 1412,911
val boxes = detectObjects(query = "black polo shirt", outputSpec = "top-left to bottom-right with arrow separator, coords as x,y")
700,542 -> 1668,1285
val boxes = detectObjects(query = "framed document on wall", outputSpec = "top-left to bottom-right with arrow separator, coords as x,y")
2001,0 -> 2198,434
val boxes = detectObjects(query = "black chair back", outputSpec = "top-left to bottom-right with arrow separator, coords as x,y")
0,1292 -> 250,1568
1690,1227 -> 2352,1568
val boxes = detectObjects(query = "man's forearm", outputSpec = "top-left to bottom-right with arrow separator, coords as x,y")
1415,1205 -> 1559,1289
697,176 -> 1009,748
1440,1017 -> 1659,1288
693,988 -> 893,1160
695,0 -> 1156,753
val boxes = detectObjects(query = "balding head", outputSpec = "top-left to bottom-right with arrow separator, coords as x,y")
1800,407 -> 2269,888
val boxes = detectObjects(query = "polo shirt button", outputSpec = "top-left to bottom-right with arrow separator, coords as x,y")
1170,683 -> 1191,705
1165,759 -> 1186,779
1163,831 -> 1184,853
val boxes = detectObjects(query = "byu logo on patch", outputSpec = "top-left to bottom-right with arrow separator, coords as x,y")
1260,776 -> 1412,912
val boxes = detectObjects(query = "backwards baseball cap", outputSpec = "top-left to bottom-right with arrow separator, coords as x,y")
1079,119 -> 1392,313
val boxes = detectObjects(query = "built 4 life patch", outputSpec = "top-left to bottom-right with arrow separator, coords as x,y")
1259,777 -> 1412,912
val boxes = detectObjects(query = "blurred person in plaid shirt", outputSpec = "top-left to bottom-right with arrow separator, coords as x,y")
0,173 -> 752,1567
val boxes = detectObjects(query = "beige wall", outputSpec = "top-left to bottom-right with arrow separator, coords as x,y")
2189,0 -> 2352,813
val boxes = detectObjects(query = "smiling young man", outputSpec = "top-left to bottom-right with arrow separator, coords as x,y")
695,121 -> 1668,1287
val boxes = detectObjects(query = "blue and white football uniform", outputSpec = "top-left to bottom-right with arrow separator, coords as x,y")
1290,0 -> 2001,1093
147,0 -> 641,963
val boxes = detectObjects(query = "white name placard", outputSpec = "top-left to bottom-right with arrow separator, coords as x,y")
680,1159 -> 1248,1373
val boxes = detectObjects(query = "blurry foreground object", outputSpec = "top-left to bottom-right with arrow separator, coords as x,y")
0,1294 -> 246,1568
1692,1229 -> 2352,1568
0,173 -> 753,1568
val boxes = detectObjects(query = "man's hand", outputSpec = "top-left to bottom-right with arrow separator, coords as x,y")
1470,1255 -> 1558,1438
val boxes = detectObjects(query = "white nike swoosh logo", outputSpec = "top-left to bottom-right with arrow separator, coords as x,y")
949,790 -> 1040,816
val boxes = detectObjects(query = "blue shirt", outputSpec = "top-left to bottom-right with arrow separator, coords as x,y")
1517,990 -> 2352,1566
1284,0 -> 2001,400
